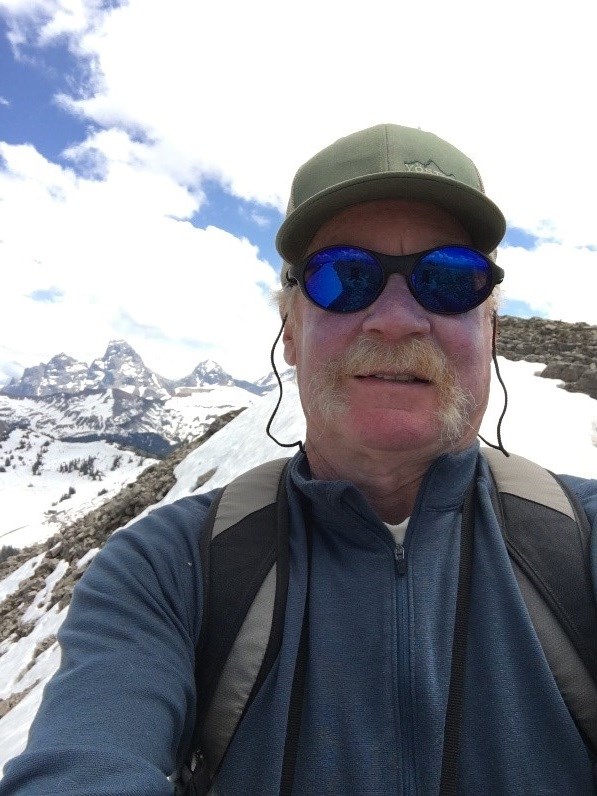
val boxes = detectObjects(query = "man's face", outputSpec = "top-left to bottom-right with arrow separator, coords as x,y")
282,199 -> 494,460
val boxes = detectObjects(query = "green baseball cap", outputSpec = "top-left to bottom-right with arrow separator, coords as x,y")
276,124 -> 506,276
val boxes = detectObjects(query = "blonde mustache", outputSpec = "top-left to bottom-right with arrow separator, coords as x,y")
306,337 -> 476,445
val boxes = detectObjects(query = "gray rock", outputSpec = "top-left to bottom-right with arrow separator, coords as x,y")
497,316 -> 597,400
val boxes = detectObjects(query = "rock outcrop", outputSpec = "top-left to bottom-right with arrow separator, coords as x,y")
496,316 -> 597,400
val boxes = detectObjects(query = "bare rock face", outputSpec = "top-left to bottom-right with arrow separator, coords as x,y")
2,355 -> 88,398
496,316 -> 597,400
1,341 -> 173,402
88,340 -> 173,401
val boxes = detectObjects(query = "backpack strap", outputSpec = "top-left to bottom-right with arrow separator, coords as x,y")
482,448 -> 597,753
178,457 -> 291,794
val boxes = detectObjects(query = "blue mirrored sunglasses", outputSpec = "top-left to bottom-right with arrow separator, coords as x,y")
286,245 -> 504,315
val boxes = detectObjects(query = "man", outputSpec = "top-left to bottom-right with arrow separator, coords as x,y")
278,196 -> 494,523
2,124 -> 596,795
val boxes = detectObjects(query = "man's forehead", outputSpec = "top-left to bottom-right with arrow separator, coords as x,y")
306,198 -> 472,254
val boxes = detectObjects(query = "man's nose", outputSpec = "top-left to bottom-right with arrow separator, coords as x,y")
361,274 -> 432,338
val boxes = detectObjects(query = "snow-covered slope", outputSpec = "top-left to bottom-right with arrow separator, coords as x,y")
0,383 -> 260,549
0,358 -> 596,775
0,426 -> 156,550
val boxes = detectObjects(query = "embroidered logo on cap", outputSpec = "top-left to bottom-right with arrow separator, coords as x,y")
404,160 -> 455,179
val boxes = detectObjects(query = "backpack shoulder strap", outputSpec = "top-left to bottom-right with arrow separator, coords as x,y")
482,447 -> 597,753
179,457 -> 291,794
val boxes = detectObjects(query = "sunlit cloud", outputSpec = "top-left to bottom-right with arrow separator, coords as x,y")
0,0 -> 595,383
0,136 -> 280,379
499,243 -> 597,324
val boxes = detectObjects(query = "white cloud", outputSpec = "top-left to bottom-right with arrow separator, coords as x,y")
0,0 -> 102,44
0,138 -> 281,380
0,0 -> 596,381
49,0 -> 597,248
498,243 -> 597,324
0,349 -> 25,388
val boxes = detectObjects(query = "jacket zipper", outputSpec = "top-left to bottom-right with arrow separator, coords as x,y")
394,541 -> 415,794
394,543 -> 407,575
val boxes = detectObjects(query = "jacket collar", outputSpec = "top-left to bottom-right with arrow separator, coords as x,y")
288,443 -> 480,542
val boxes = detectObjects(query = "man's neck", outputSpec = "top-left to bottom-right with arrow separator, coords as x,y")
304,437 -> 441,524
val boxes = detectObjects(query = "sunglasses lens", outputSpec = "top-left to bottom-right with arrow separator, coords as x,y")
411,247 -> 493,313
304,247 -> 383,312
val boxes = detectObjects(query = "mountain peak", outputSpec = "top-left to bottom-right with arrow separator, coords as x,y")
48,353 -> 82,366
92,341 -> 171,399
176,360 -> 235,389
196,359 -> 222,371
102,340 -> 143,363
0,351 -> 89,397
192,359 -> 230,377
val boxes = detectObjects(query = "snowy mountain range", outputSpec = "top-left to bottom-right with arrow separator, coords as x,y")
1,340 -> 267,401
0,340 -> 279,458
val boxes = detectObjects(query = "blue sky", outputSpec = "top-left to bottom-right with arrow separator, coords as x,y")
1,1 -> 596,383
0,15 -> 284,269
0,18 -> 84,159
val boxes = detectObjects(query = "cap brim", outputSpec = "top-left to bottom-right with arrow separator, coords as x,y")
276,172 -> 506,265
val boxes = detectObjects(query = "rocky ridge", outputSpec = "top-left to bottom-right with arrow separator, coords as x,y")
496,316 -> 597,400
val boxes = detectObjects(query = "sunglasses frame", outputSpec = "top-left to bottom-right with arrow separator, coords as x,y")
286,244 -> 504,315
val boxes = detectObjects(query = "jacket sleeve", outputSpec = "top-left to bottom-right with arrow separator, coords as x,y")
0,495 -> 212,796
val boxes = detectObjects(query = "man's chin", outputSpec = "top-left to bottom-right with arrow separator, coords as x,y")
355,419 -> 479,458
307,405 -> 450,452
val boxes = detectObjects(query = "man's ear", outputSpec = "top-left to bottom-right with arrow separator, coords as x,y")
281,314 -> 297,366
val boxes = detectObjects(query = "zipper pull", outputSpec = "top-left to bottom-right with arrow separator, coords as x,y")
394,544 -> 407,576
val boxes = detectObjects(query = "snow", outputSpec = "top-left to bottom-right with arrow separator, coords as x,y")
0,555 -> 44,605
76,548 -> 100,569
22,560 -> 69,624
480,359 -> 597,477
167,382 -> 305,501
0,382 -> 259,549
0,432 -> 156,549
0,356 -> 596,777
0,604 -> 66,701
0,642 -> 62,768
